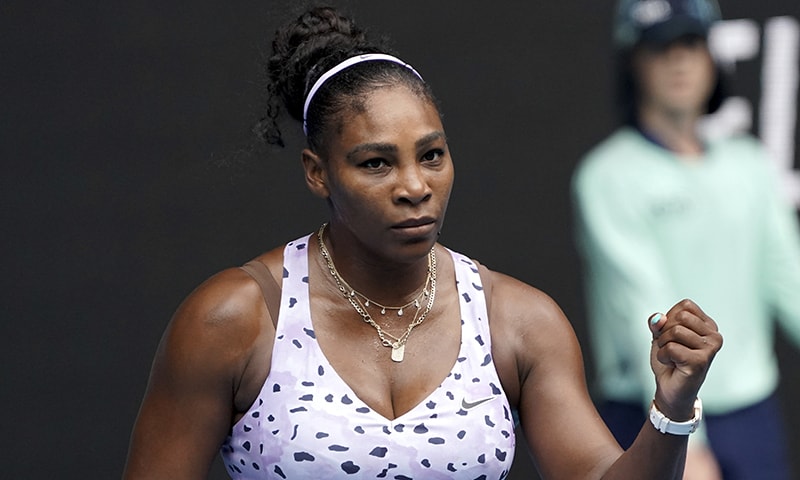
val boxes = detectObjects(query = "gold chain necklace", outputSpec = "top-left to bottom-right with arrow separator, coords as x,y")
316,223 -> 437,362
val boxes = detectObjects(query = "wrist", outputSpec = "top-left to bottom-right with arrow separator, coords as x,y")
652,390 -> 696,420
649,398 -> 703,435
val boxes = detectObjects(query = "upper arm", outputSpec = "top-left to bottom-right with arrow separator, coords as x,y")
124,269 -> 267,479
488,271 -> 621,479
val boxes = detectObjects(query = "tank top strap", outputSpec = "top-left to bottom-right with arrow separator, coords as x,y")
240,260 -> 281,324
271,235 -> 316,358
448,249 -> 491,345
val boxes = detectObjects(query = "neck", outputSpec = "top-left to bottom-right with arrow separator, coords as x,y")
316,223 -> 434,307
637,105 -> 704,157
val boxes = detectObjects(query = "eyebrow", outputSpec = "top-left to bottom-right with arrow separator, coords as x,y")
345,131 -> 446,161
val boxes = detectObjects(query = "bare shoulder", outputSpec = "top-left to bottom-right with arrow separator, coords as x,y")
158,245 -> 285,382
477,264 -> 580,406
479,265 -> 572,337
124,248 -> 285,479
170,268 -> 262,340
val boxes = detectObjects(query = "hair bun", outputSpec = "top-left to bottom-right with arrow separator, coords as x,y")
268,7 -> 370,119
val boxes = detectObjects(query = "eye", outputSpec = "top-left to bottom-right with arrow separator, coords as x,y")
360,158 -> 388,169
422,149 -> 445,162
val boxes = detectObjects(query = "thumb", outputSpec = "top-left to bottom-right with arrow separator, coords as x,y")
648,312 -> 666,338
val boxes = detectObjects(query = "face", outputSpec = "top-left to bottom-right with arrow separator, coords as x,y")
303,85 -> 454,263
633,36 -> 716,118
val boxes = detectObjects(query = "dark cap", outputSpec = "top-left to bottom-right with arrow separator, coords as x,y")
614,0 -> 722,49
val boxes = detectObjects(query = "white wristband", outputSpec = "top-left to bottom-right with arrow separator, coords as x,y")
648,398 -> 703,435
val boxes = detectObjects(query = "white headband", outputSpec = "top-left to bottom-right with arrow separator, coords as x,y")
302,53 -> 424,135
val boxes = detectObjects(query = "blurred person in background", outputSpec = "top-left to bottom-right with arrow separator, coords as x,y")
572,0 -> 800,478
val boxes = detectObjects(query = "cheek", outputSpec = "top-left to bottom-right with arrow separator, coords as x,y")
329,184 -> 382,220
439,161 -> 455,192
439,173 -> 455,199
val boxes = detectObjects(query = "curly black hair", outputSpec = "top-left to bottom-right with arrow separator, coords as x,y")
257,6 -> 436,151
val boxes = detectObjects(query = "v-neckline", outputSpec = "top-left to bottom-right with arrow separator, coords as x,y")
302,248 -> 466,424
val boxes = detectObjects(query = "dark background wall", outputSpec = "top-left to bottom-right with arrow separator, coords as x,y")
3,1 -> 799,478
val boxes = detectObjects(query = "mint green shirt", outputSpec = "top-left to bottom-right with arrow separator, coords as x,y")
572,127 -> 800,415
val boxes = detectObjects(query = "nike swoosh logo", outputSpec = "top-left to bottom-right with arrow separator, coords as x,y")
461,396 -> 497,410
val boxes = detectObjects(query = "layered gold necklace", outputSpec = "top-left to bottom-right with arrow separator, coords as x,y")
316,223 -> 436,362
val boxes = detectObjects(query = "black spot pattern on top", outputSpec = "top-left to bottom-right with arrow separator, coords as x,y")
294,451 -> 314,462
481,354 -> 492,367
370,446 -> 388,457
341,460 -> 360,474
220,243 -> 515,478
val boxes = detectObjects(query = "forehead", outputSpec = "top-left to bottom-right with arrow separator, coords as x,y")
330,85 -> 443,148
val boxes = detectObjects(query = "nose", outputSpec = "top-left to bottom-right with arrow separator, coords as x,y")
395,163 -> 432,205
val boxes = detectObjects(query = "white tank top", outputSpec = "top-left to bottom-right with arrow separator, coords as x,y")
221,234 -> 516,479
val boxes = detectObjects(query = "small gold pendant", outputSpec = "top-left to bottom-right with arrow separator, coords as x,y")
391,343 -> 405,362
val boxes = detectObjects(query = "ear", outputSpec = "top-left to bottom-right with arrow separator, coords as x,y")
301,148 -> 330,199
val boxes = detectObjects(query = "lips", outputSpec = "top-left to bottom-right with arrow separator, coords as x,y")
391,217 -> 438,239
393,217 -> 436,229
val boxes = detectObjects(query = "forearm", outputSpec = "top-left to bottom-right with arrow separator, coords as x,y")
601,424 -> 688,480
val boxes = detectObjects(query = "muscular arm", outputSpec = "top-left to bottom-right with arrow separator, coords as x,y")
123,268 -> 271,479
487,270 -> 721,479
